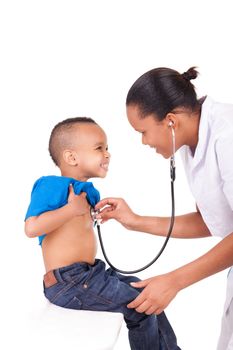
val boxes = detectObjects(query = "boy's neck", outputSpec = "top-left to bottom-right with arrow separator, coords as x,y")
60,169 -> 89,182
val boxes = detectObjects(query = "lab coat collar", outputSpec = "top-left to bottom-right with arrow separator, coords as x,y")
189,96 -> 213,169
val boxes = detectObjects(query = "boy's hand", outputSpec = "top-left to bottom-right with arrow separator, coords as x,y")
68,184 -> 89,216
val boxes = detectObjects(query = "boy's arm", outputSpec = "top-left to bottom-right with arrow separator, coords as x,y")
25,185 -> 89,238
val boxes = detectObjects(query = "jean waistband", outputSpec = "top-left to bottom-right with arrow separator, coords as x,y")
43,259 -> 103,288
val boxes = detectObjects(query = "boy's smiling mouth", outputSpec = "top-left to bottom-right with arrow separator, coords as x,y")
100,163 -> 109,170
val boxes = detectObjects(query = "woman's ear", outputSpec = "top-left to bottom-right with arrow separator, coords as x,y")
63,149 -> 79,166
165,113 -> 177,129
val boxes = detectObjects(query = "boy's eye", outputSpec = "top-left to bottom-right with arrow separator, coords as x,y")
96,146 -> 108,151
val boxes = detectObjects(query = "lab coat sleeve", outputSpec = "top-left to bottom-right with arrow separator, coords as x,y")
216,133 -> 233,211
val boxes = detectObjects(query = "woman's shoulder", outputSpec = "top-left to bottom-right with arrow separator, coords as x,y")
203,96 -> 233,131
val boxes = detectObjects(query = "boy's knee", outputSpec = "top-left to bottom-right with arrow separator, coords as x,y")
124,311 -> 157,330
124,305 -> 156,324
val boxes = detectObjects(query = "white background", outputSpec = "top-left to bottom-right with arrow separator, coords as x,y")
1,0 -> 233,349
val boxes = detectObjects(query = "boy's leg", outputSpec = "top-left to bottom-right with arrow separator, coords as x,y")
44,260 -> 180,350
79,262 -> 160,350
117,273 -> 181,350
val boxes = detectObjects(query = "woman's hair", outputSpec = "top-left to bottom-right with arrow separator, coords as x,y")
49,116 -> 97,166
126,67 -> 199,121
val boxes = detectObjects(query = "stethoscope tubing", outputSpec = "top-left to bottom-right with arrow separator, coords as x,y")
95,159 -> 176,274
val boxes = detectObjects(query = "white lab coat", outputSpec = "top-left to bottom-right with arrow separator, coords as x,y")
180,96 -> 233,350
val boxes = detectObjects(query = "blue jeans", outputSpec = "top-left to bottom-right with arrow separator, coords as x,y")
44,259 -> 181,350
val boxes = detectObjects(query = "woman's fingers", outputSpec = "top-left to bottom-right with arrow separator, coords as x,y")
127,274 -> 179,315
95,197 -> 118,211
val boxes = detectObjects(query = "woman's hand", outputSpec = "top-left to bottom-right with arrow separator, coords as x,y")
95,197 -> 137,228
127,272 -> 180,315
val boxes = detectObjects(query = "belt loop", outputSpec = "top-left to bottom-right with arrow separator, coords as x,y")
54,268 -> 64,283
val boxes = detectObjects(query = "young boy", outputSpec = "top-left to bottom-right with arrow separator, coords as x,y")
25,117 -> 181,350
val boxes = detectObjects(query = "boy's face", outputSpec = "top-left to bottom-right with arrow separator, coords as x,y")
65,123 -> 110,181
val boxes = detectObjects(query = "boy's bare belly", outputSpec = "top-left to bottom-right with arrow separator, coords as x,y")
42,213 -> 97,272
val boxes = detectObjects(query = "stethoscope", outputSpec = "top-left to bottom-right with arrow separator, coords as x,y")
91,122 -> 176,274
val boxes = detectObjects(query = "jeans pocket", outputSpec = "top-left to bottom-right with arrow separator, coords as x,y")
83,290 -> 113,312
46,281 -> 78,305
63,295 -> 83,310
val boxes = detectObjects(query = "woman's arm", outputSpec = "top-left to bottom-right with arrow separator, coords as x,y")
132,212 -> 211,238
25,186 -> 89,238
95,197 -> 211,238
127,231 -> 233,314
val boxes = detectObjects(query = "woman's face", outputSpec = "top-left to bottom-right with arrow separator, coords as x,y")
127,104 -> 174,159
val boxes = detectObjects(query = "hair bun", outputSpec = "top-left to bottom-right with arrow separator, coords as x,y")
182,67 -> 198,81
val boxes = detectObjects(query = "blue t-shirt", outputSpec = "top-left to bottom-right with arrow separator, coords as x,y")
25,176 -> 100,245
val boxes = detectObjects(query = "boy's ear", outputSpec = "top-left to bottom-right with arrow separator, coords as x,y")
63,149 -> 79,166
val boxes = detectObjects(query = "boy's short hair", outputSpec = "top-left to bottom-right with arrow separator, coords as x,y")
49,117 -> 97,166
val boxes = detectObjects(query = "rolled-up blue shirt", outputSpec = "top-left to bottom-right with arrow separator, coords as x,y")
25,175 -> 100,245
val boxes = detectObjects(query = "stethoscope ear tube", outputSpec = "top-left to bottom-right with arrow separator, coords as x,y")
96,158 -> 176,274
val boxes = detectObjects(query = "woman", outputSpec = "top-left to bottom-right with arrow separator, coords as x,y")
95,67 -> 233,350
